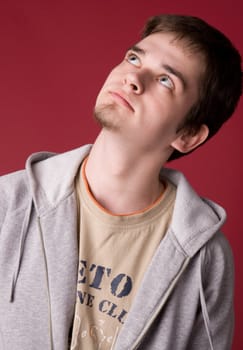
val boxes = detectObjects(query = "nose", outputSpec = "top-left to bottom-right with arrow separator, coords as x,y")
123,72 -> 144,94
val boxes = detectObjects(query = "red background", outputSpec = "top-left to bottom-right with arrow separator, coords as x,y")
0,0 -> 242,348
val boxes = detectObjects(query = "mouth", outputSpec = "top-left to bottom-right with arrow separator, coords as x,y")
109,91 -> 134,112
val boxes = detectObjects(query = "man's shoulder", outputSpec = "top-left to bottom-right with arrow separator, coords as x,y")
0,169 -> 28,192
0,170 -> 30,227
205,230 -> 234,265
0,169 -> 29,207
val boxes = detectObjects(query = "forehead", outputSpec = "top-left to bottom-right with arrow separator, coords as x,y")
133,32 -> 205,78
135,31 -> 204,60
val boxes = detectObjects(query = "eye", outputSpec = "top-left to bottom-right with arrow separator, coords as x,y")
126,52 -> 140,67
159,75 -> 174,89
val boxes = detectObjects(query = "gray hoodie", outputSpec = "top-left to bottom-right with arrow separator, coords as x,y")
0,145 -> 234,350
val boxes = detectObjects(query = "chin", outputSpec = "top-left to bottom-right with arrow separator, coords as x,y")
93,103 -> 121,131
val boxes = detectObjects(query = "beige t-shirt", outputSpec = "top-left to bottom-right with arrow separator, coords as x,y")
70,161 -> 176,350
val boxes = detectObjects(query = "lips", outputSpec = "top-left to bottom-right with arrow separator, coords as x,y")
109,91 -> 134,112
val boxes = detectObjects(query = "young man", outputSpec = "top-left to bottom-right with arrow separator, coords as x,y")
0,14 -> 242,350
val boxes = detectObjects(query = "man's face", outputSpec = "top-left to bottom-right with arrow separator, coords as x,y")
94,32 -> 205,154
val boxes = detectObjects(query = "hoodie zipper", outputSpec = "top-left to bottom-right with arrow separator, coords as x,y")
38,217 -> 54,350
131,257 -> 191,350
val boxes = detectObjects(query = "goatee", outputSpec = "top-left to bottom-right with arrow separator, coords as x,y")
93,103 -> 121,131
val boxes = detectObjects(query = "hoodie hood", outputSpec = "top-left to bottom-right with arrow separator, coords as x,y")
161,168 -> 226,257
25,145 -> 92,216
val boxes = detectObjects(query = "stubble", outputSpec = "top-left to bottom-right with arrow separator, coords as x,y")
93,103 -> 121,131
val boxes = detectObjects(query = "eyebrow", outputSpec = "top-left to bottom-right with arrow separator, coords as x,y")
128,45 -> 146,55
128,44 -> 187,90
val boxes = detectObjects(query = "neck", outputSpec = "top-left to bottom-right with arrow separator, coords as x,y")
85,129 -> 168,214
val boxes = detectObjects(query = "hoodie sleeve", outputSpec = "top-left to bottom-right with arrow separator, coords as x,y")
187,231 -> 234,350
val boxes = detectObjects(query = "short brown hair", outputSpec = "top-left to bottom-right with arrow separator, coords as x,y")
142,14 -> 242,161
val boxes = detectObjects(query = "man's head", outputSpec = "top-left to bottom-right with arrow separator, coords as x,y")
142,14 -> 242,161
94,14 -> 242,162
95,30 -> 207,159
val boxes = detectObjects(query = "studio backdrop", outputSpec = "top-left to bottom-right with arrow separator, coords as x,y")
0,0 -> 242,348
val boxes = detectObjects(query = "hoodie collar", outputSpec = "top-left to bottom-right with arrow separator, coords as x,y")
25,145 -> 225,253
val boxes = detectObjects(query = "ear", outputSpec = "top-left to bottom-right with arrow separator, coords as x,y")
171,124 -> 209,153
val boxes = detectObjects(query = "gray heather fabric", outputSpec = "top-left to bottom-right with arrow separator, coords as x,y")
0,145 -> 234,350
